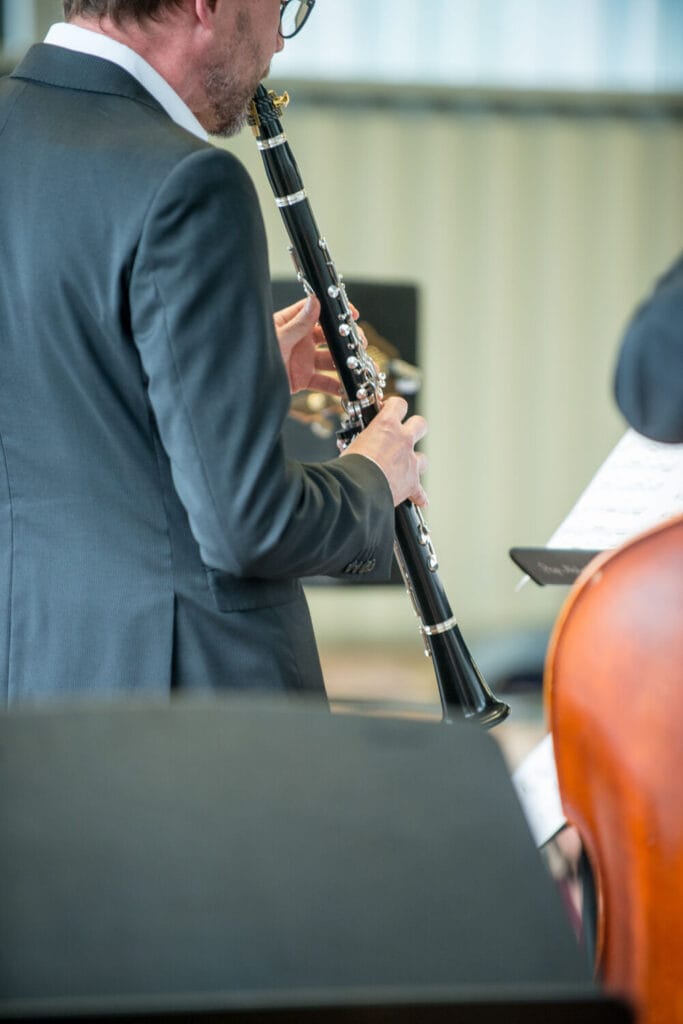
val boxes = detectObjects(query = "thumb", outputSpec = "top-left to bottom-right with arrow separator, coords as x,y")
298,293 -> 320,324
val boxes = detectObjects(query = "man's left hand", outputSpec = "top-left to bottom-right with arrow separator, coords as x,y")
274,296 -> 339,395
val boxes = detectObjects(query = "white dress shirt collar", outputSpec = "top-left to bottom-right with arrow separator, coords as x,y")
44,22 -> 208,142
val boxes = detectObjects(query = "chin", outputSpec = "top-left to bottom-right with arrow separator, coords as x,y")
209,108 -> 250,139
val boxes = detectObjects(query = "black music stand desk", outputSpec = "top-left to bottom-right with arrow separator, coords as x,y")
0,700 -> 630,1022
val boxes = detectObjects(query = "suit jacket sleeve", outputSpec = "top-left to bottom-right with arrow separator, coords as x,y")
614,252 -> 683,444
130,145 -> 394,580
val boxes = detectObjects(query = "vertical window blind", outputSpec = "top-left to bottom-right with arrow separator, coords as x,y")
272,0 -> 683,93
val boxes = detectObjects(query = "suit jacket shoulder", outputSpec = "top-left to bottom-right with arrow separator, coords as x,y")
614,252 -> 683,444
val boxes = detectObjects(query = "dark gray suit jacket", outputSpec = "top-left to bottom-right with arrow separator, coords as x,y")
0,45 -> 394,704
614,252 -> 683,444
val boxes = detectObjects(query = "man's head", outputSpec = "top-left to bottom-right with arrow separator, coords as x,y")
61,0 -> 284,137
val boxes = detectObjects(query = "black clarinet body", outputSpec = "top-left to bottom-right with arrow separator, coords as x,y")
249,85 -> 509,728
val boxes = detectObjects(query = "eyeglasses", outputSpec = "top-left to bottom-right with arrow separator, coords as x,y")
279,0 -> 316,39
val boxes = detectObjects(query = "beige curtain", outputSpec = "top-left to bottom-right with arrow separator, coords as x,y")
222,88 -> 683,649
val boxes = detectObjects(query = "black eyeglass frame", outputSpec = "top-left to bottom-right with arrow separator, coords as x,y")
279,0 -> 316,39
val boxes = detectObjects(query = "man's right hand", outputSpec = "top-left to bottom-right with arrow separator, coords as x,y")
341,396 -> 429,508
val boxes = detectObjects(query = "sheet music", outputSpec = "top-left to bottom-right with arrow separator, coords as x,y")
514,429 -> 683,590
547,430 -> 683,551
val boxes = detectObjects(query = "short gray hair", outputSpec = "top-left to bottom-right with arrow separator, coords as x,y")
62,1 -> 187,24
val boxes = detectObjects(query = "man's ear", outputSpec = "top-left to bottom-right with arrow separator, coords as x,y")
193,0 -> 219,30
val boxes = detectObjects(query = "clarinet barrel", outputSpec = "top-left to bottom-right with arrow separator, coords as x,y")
249,85 -> 509,728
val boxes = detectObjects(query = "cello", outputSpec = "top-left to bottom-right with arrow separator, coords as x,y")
544,513 -> 683,1024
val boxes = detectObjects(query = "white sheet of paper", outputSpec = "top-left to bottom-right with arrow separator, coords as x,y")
515,430 -> 683,590
547,429 -> 683,551
512,733 -> 566,848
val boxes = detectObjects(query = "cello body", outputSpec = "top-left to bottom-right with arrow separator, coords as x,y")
545,514 -> 683,1024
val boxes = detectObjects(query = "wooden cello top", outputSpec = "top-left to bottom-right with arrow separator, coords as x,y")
544,514 -> 683,1024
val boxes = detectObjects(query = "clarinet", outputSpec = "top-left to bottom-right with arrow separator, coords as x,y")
249,86 -> 509,728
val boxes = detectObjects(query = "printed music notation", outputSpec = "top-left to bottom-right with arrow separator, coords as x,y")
512,430 -> 683,587
546,429 -> 683,552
